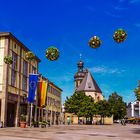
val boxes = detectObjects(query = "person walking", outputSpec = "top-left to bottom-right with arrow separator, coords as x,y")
121,118 -> 126,126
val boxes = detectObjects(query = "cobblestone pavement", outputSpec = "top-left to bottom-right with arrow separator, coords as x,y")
0,124 -> 140,140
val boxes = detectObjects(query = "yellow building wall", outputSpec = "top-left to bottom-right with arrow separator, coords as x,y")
0,37 -> 5,91
47,84 -> 62,113
72,115 -> 79,124
103,116 -> 113,125
85,91 -> 103,102
7,38 -> 38,96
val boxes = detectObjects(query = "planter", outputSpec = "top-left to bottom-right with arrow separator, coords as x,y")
88,36 -> 102,49
113,29 -> 127,43
46,46 -> 59,61
20,122 -> 26,128
25,51 -> 35,61
4,56 -> 13,65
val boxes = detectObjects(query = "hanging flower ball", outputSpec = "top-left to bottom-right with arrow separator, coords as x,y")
46,46 -> 59,61
88,36 -> 102,49
4,56 -> 13,65
113,29 -> 127,43
25,51 -> 35,61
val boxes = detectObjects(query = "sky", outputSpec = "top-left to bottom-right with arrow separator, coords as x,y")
0,0 -> 140,104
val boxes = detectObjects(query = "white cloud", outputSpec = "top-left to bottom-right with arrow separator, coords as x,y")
89,66 -> 125,75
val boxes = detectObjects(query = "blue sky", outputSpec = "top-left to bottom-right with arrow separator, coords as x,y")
0,0 -> 140,103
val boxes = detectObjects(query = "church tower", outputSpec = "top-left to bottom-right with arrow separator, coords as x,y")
74,60 -> 85,90
74,59 -> 103,102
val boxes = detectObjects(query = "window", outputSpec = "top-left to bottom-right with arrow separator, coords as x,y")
12,52 -> 18,70
32,66 -> 36,74
23,60 -> 28,75
22,60 -> 28,91
88,82 -> 92,88
48,86 -> 51,92
11,70 -> 16,86
11,52 -> 18,87
14,44 -> 16,49
22,76 -> 27,91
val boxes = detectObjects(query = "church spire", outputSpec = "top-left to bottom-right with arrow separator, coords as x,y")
77,53 -> 84,72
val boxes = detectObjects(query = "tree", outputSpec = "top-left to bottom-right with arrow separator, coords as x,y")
64,91 -> 96,124
95,100 -> 112,124
134,81 -> 140,101
108,92 -> 126,120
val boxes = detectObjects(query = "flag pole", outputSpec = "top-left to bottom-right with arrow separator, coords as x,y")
30,103 -> 33,127
30,71 -> 35,127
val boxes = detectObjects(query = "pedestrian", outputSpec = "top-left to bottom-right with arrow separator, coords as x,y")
47,119 -> 50,127
121,118 -> 126,126
67,117 -> 70,125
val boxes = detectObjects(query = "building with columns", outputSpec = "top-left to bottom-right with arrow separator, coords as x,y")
74,60 -> 103,102
0,32 -> 62,127
37,76 -> 62,125
0,32 -> 40,127
127,100 -> 140,118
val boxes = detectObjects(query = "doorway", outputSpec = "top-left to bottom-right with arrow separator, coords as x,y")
7,102 -> 16,127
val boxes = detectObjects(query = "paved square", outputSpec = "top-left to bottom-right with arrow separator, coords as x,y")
0,124 -> 140,140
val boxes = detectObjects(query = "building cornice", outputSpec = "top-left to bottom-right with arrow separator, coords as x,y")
0,32 -> 41,62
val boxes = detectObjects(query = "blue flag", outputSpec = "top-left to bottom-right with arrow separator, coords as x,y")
28,74 -> 38,103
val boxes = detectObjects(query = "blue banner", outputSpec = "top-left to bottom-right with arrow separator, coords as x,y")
28,74 -> 38,103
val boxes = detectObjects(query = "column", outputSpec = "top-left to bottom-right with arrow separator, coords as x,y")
131,103 -> 134,117
1,98 -> 7,127
54,111 -> 56,125
27,103 -> 30,125
15,100 -> 19,127
38,108 -> 40,122
139,102 -> 140,117
51,107 -> 53,125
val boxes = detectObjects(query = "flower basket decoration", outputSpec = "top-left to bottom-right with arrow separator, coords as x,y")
25,51 -> 35,61
4,56 -> 13,65
20,114 -> 26,122
88,36 -> 102,49
113,29 -> 127,43
46,46 -> 59,61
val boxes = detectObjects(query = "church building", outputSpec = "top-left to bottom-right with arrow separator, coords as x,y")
74,60 -> 103,102
63,59 -> 111,125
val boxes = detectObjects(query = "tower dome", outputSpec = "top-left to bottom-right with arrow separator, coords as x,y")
74,60 -> 86,89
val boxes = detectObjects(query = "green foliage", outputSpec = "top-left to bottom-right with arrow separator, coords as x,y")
20,114 -> 26,122
96,100 -> 112,117
25,51 -> 35,61
4,56 -> 13,65
108,92 -> 126,120
134,81 -> 140,101
46,46 -> 59,61
64,91 -> 126,122
64,92 -> 96,118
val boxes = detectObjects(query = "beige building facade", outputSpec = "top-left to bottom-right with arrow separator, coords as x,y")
0,32 -> 63,127
37,76 -> 62,125
0,32 -> 40,127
